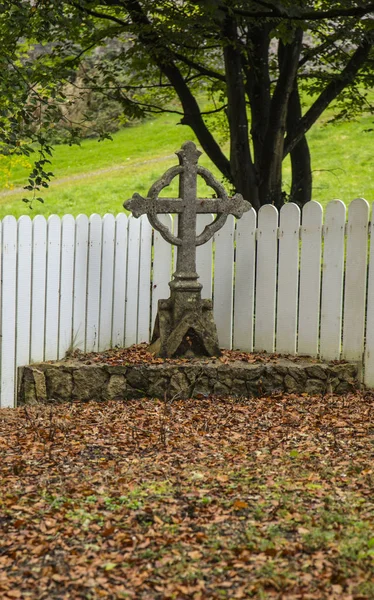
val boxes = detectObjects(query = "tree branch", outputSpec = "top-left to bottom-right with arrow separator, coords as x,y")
69,1 -> 130,27
223,2 -> 374,21
121,0 -> 232,181
171,52 -> 226,82
284,38 -> 373,157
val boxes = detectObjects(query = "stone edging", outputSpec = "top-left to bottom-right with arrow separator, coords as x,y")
17,358 -> 359,404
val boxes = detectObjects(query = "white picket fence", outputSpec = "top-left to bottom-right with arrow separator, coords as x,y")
1,198 -> 374,407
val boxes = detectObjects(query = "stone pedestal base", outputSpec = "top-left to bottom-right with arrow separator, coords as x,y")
149,298 -> 221,358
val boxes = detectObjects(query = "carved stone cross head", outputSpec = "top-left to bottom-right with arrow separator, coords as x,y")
124,141 -> 251,358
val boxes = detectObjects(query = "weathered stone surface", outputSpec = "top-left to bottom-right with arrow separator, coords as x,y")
148,377 -> 169,398
190,374 -> 212,396
273,364 -> 289,376
335,381 -> 355,394
284,374 -> 300,393
246,380 -> 264,396
243,366 -> 265,381
18,367 -> 47,405
217,372 -> 233,388
73,368 -> 108,400
305,378 -> 326,395
17,356 -> 360,404
126,368 -> 149,393
214,381 -> 230,395
306,365 -> 328,380
327,377 -> 340,393
106,365 -> 128,375
328,363 -> 357,381
46,367 -> 73,400
287,367 -> 307,386
105,374 -> 127,400
259,370 -> 284,393
169,371 -> 190,398
232,378 -> 249,396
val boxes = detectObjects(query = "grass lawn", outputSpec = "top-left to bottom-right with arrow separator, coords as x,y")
1,393 -> 374,599
0,110 -> 373,220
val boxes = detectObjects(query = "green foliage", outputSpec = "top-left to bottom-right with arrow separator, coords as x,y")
0,1 -> 373,207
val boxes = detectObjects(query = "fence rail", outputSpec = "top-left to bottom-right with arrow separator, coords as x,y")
0,199 -> 373,407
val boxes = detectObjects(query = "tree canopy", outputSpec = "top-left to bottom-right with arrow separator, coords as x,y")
1,0 -> 373,208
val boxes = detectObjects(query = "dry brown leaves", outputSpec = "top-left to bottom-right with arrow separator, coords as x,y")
1,392 -> 374,599
64,343 -> 321,367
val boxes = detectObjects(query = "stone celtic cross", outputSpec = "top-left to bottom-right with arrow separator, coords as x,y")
124,141 -> 251,357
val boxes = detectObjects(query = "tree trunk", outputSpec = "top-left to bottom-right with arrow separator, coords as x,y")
259,29 -> 303,208
244,24 -> 271,174
289,137 -> 312,206
222,14 -> 259,209
287,82 -> 312,206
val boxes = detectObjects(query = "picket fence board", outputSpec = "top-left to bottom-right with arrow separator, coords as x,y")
196,214 -> 214,299
255,205 -> 278,352
16,216 -> 32,368
99,214 -> 115,351
364,206 -> 374,387
214,215 -> 235,349
342,198 -> 369,362
1,217 -> 17,408
86,214 -> 102,352
276,203 -> 300,354
172,215 -> 178,274
45,215 -> 61,360
125,216 -> 141,346
137,215 -> 152,343
112,214 -> 127,348
152,214 -> 173,331
320,200 -> 346,360
73,214 -> 89,350
298,201 -> 323,356
31,216 -> 47,363
59,215 -> 75,358
233,209 -> 256,352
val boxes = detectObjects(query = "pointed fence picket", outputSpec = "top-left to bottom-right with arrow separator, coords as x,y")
365,213 -> 374,387
137,215 -> 152,343
86,214 -> 102,353
213,215 -> 235,349
320,200 -> 346,360
342,199 -> 369,362
16,216 -> 32,368
1,217 -> 16,408
151,214 -> 173,330
99,214 -> 116,352
298,202 -> 323,356
196,214 -> 214,299
125,216 -> 141,347
45,216 -> 61,361
233,209 -> 256,352
3,199 -> 374,407
112,214 -> 127,348
73,214 -> 89,350
276,204 -> 300,354
59,215 -> 76,358
31,216 -> 47,363
255,205 -> 278,353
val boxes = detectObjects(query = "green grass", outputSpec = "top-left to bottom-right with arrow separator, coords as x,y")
0,110 -> 373,219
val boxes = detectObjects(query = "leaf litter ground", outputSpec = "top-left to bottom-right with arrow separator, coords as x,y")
1,392 -> 374,599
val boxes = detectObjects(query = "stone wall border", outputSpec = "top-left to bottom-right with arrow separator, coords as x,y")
17,358 -> 359,405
